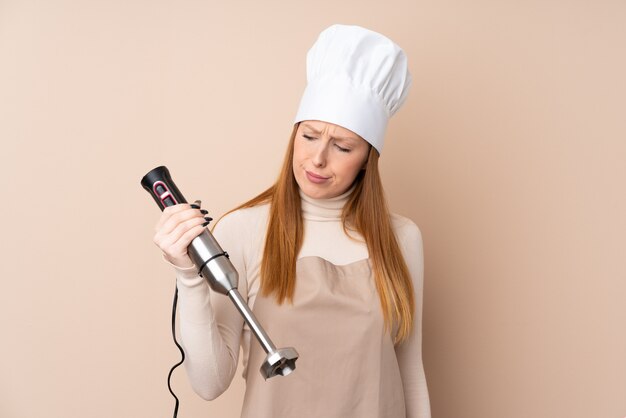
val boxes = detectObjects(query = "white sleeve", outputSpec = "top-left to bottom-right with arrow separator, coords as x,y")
162,212 -> 247,401
394,220 -> 432,418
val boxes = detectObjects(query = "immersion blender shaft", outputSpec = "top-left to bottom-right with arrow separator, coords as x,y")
228,289 -> 276,354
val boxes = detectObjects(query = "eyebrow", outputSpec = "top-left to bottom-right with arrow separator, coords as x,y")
301,123 -> 358,142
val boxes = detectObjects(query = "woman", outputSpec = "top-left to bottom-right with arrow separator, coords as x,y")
153,24 -> 431,418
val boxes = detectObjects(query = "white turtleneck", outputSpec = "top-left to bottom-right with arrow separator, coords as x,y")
297,185 -> 369,264
161,186 -> 431,417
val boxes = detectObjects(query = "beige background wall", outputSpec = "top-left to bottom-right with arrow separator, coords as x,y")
1,1 -> 624,417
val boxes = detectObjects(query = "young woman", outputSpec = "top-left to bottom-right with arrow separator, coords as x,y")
153,24 -> 431,418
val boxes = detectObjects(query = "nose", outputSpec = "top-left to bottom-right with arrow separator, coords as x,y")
312,142 -> 328,168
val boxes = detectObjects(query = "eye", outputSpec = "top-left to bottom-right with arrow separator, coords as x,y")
302,134 -> 316,140
334,144 -> 351,153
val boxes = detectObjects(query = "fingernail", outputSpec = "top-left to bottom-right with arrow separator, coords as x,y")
204,217 -> 213,222
202,221 -> 210,227
190,204 -> 200,209
200,209 -> 208,214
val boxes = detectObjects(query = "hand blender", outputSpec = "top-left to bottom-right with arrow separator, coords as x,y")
141,165 -> 299,379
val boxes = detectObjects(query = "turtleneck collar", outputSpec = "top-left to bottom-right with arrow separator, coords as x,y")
299,184 -> 356,221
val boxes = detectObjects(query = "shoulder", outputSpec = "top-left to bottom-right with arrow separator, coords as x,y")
390,213 -> 424,284
389,212 -> 423,245
211,202 -> 271,266
212,202 -> 271,237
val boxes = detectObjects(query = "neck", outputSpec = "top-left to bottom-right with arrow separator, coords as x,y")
299,184 -> 355,221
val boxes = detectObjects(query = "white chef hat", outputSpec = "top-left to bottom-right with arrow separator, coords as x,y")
293,24 -> 412,155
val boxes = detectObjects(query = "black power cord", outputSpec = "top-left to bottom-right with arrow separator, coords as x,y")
168,285 -> 185,418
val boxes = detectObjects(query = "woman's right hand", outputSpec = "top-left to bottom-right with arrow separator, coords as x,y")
153,201 -> 212,269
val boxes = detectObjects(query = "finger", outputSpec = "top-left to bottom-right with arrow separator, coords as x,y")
156,203 -> 203,234
154,215 -> 205,253
171,222 -> 209,253
160,218 -> 208,258
155,202 -> 189,232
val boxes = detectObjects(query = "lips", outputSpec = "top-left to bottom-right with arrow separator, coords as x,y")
306,171 -> 329,179
305,170 -> 330,184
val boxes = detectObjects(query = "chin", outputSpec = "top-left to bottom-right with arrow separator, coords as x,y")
300,186 -> 324,199
297,181 -> 327,199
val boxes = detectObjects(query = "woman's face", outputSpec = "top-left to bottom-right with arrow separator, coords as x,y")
292,120 -> 370,199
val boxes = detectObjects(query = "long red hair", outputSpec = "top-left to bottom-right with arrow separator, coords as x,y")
216,123 -> 415,344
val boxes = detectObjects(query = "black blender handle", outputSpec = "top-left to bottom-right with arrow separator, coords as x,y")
141,166 -> 188,210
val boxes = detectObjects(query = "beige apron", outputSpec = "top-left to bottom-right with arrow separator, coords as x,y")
240,256 -> 406,418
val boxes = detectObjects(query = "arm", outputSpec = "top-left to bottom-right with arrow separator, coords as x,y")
163,213 -> 247,400
394,220 -> 432,418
